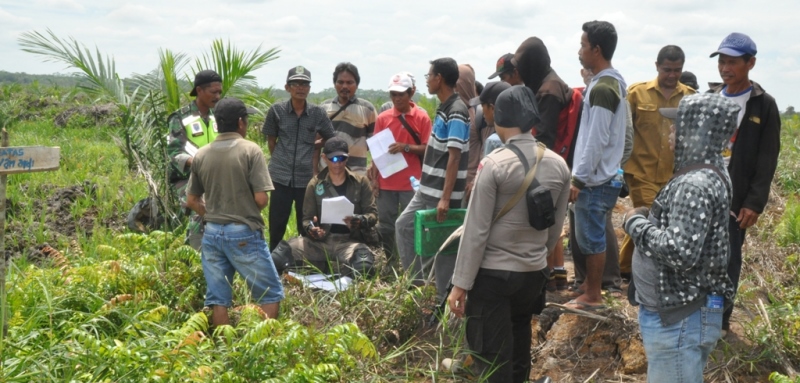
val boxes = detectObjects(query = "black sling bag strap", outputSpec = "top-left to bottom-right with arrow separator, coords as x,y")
397,114 -> 422,145
397,114 -> 424,164
329,98 -> 355,121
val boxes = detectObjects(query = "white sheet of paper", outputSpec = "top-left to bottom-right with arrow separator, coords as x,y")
366,129 -> 408,178
287,272 -> 354,291
320,196 -> 354,224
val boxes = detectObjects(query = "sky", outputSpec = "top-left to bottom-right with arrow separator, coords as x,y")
1,0 -> 798,110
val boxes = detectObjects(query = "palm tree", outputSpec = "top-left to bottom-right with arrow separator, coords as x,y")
17,29 -> 281,230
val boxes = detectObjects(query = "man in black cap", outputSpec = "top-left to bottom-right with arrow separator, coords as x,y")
166,69 -> 223,249
270,137 -> 378,278
186,97 -> 284,325
488,53 -> 523,86
448,86 -> 570,383
475,81 -> 511,156
680,71 -> 699,91
263,66 -> 337,250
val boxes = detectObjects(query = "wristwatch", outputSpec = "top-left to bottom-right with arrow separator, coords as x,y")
404,144 -> 411,153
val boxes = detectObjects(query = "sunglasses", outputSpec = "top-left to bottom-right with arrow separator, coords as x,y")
330,155 -> 348,163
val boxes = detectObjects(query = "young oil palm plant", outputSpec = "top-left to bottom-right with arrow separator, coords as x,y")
17,29 -> 281,229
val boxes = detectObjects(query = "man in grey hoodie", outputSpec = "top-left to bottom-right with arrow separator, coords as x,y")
623,93 -> 737,381
567,20 -> 627,310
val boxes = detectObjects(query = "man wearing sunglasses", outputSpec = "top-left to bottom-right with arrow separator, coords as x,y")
271,137 -> 379,278
263,66 -> 337,251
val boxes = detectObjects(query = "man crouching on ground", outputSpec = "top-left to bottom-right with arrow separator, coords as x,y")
447,86 -> 570,383
186,97 -> 284,325
623,93 -> 738,382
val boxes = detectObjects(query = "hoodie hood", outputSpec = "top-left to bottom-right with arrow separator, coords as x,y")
456,64 -> 477,106
513,37 -> 552,92
672,93 -> 740,172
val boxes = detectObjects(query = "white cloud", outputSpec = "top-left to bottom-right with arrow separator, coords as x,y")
0,0 -> 798,108
105,4 -> 161,24
35,0 -> 84,12
0,7 -> 32,25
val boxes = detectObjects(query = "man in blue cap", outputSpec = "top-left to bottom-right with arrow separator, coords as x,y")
708,32 -> 781,337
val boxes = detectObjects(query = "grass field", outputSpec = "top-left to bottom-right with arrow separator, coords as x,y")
1,85 -> 799,381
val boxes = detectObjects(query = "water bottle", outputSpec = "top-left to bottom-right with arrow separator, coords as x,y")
409,176 -> 421,191
611,168 -> 624,188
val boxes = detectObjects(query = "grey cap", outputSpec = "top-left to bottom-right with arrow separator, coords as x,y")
493,85 -> 541,132
287,65 -> 312,82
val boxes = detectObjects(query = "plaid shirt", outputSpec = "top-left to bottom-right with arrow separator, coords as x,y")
262,99 -> 335,188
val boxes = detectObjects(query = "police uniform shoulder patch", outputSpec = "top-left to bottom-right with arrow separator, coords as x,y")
315,183 -> 325,196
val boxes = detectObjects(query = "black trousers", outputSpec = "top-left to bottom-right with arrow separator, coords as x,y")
268,182 -> 306,250
465,268 -> 549,383
724,215 -> 746,329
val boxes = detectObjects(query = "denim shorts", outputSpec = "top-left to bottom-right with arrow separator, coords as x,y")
638,300 -> 723,382
573,179 -> 621,254
202,222 -> 284,307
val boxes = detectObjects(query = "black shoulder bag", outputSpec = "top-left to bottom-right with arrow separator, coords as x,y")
505,143 -> 556,230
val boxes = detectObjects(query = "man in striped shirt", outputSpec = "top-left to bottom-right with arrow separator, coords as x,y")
319,62 -> 377,176
396,57 -> 470,303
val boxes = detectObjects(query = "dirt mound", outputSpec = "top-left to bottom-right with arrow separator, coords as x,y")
530,306 -> 645,382
4,182 -> 124,260
54,103 -> 119,128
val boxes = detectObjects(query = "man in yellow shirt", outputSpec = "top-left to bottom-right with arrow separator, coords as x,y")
619,45 -> 696,278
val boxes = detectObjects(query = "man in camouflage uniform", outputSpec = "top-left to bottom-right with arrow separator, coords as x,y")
166,70 -> 223,249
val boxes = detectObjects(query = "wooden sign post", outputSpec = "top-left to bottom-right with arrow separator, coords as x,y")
0,129 -> 61,341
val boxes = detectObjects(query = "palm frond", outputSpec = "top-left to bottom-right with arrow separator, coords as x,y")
193,39 -> 280,98
18,28 -> 128,106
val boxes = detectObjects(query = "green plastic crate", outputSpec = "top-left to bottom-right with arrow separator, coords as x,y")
414,208 -> 467,257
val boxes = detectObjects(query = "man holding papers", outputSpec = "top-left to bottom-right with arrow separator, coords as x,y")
368,72 -> 432,266
271,137 -> 379,278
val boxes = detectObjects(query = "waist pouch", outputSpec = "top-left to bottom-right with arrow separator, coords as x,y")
527,186 -> 556,230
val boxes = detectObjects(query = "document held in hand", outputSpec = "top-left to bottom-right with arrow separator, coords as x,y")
366,129 -> 408,178
321,196 -> 355,224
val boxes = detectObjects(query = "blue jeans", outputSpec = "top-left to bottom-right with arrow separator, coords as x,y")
573,180 -> 621,255
202,222 -> 285,307
638,302 -> 723,383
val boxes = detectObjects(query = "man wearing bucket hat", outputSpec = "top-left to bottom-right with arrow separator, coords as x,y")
708,32 -> 781,337
166,69 -> 223,249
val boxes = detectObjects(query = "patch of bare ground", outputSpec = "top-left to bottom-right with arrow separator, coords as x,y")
523,197 -> 779,382
4,181 -> 124,261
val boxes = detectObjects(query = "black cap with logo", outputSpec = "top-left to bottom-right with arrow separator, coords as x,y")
488,53 -> 516,79
323,137 -> 349,158
190,70 -> 222,97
